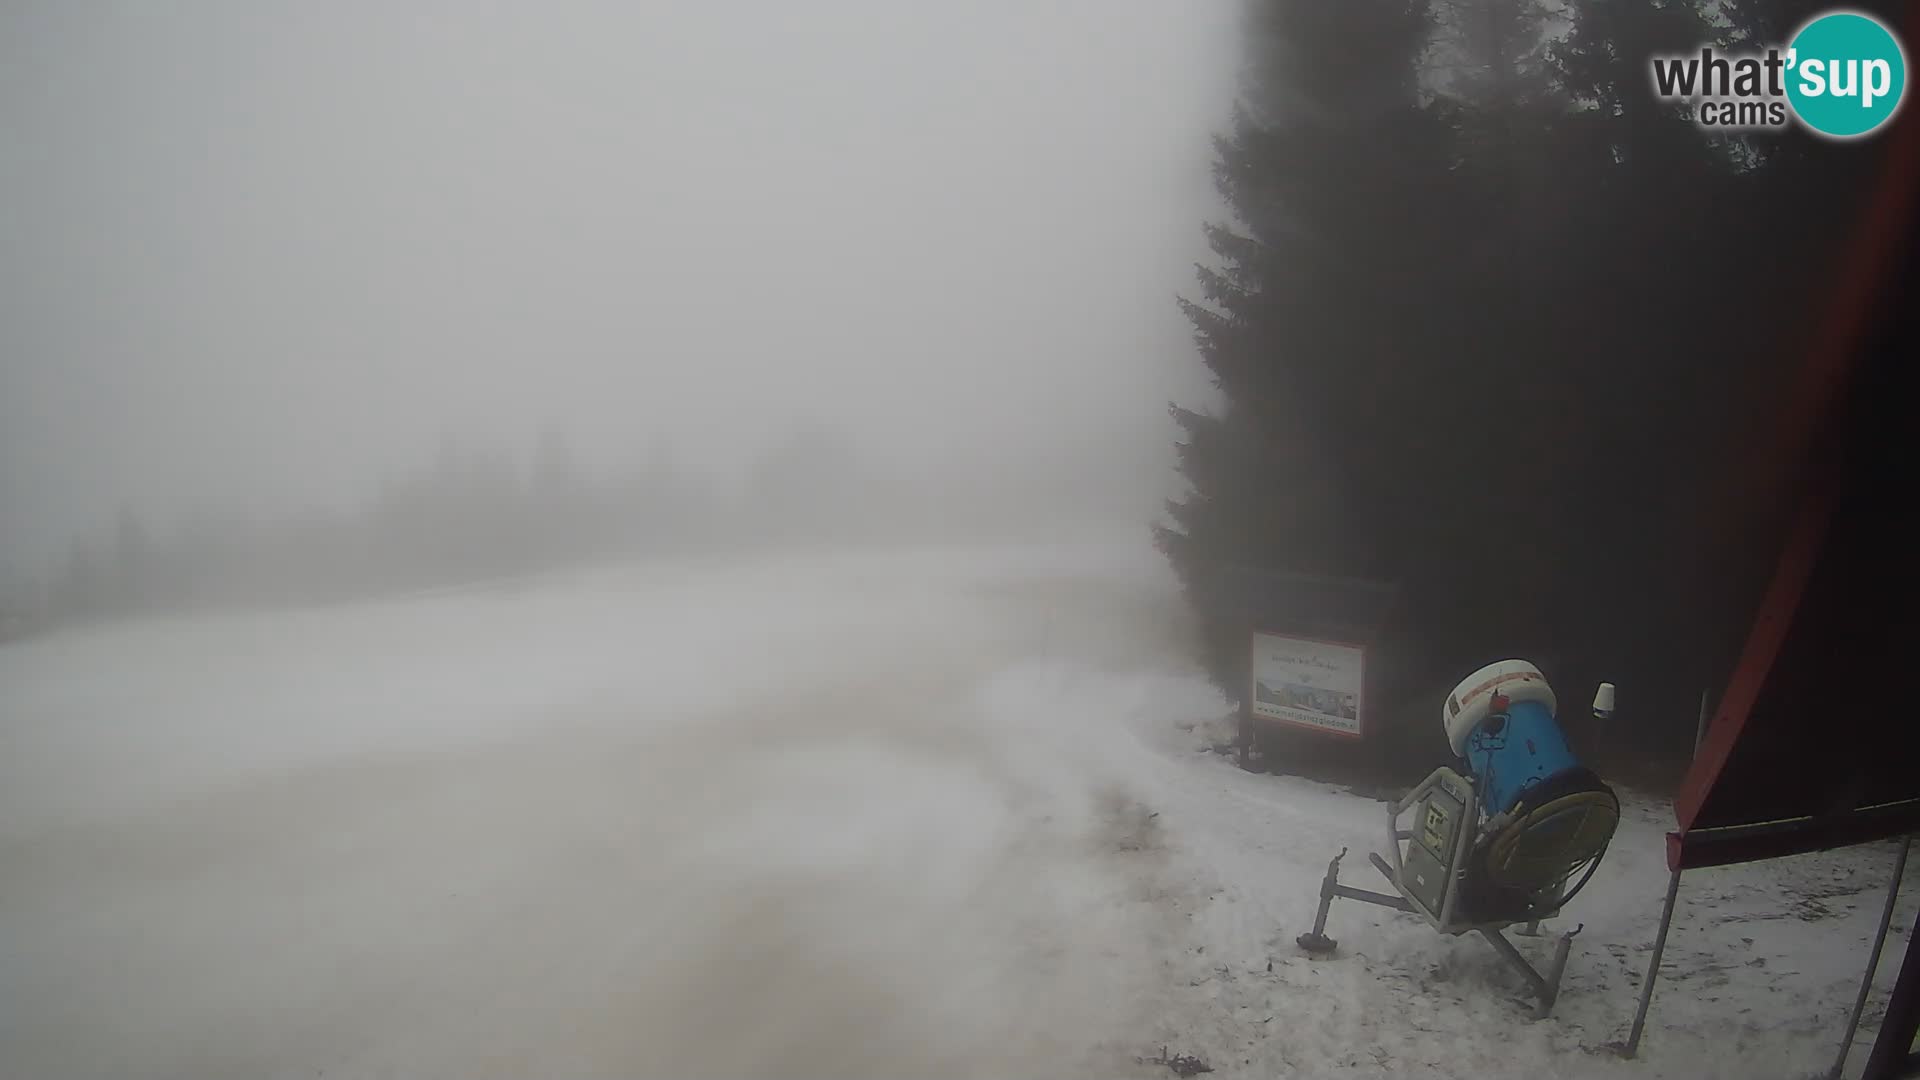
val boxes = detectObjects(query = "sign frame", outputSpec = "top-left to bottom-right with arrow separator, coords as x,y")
1248,628 -> 1368,740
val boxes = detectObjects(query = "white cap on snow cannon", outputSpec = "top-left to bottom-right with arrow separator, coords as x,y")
1592,682 -> 1616,720
1441,659 -> 1557,757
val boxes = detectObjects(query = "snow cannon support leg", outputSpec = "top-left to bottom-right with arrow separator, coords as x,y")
1297,847 -> 1415,956
1479,922 -> 1584,1019
1296,849 -> 1346,955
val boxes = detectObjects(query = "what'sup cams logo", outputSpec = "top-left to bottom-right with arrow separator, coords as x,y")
1650,9 -> 1908,138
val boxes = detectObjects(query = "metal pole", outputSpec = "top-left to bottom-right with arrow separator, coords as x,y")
1624,868 -> 1684,1058
1831,835 -> 1912,1080
1693,689 -> 1711,754
1862,906 -> 1920,1080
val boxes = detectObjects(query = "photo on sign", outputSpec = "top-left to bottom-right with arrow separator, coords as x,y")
1249,632 -> 1365,736
1255,680 -> 1358,720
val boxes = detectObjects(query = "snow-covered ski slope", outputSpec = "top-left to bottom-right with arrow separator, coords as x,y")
1,539 -> 1910,1079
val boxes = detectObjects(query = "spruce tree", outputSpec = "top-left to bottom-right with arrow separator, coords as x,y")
1162,0 -> 1898,778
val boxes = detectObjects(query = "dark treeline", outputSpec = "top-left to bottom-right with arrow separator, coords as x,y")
3,431 -> 718,635
0,417 -> 1149,640
0,423 -> 1043,638
1158,0 -> 1899,784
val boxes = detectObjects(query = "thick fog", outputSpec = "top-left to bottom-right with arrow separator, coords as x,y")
1,11 -> 1263,1076
1,2 -> 1239,590
7,3 -> 1915,1077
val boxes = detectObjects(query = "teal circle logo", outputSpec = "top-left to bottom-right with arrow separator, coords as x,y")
1786,11 -> 1908,138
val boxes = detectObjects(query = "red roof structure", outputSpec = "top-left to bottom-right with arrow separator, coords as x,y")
1627,35 -> 1920,1074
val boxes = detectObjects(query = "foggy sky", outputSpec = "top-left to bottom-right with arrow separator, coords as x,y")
0,2 -> 1238,574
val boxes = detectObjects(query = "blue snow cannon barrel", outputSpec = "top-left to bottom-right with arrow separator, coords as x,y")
1465,697 -> 1578,816
1443,660 -> 1576,817
1441,660 -> 1619,899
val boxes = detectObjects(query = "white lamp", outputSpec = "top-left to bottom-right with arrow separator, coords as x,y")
1591,682 -> 1616,720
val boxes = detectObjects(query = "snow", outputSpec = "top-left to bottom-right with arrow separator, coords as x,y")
0,538 -> 1911,1079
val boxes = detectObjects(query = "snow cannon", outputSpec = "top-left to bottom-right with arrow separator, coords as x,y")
1293,660 -> 1620,1018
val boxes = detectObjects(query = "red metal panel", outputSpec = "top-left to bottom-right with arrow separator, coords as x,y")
1674,62 -> 1920,841
1671,480 -> 1837,834
1725,44 -> 1920,526
1669,800 -> 1920,872
1674,478 -> 1835,834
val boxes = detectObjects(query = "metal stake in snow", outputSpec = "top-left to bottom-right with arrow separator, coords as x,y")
1623,867 -> 1682,1058
1830,835 -> 1912,1080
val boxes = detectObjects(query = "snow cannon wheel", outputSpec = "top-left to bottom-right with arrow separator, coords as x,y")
1296,931 -> 1338,956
